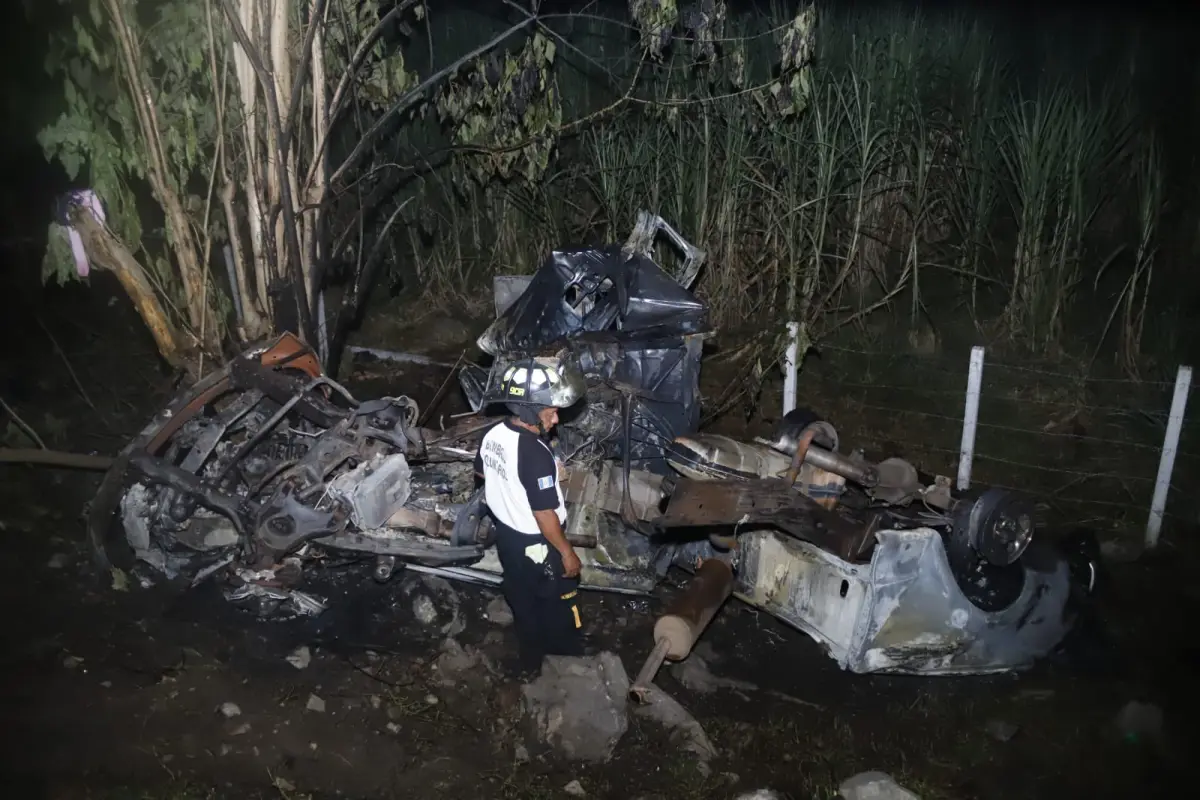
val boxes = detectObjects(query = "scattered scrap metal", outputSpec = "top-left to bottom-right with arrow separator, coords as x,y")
89,211 -> 1100,678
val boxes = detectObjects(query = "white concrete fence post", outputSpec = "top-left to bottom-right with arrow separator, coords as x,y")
1146,365 -> 1192,549
782,321 -> 800,416
957,346 -> 985,492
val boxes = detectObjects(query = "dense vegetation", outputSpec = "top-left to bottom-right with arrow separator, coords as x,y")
398,3 -> 1195,384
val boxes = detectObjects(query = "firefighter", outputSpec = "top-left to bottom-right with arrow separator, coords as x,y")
474,356 -> 588,674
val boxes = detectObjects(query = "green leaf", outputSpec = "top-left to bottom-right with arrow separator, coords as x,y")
110,567 -> 129,592
60,148 -> 82,181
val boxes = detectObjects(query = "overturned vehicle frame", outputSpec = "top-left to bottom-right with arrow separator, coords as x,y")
90,212 -> 1097,677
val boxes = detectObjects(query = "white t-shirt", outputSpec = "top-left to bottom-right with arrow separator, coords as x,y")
474,420 -> 566,535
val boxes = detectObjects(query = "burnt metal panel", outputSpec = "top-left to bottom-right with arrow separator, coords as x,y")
731,527 -> 1076,675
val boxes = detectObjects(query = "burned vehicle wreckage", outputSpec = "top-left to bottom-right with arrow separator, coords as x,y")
90,212 -> 1098,678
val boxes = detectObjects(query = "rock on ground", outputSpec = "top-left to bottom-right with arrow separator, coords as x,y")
485,593 -> 514,626
431,637 -> 495,688
404,574 -> 465,636
421,575 -> 465,636
521,651 -> 630,763
839,771 -> 921,800
412,594 -> 438,625
286,645 -> 311,670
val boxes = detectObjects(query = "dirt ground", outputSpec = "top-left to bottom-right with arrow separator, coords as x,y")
2,277 -> 1198,800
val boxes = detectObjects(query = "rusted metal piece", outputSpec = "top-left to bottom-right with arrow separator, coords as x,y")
656,558 -> 735,654
657,477 -> 871,562
258,331 -> 324,376
629,557 -> 734,703
801,445 -> 878,488
630,639 -> 671,703
666,433 -> 849,511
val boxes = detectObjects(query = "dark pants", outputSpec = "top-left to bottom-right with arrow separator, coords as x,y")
493,523 -> 583,673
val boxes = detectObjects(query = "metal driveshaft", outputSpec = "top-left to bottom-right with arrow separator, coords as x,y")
628,557 -> 734,703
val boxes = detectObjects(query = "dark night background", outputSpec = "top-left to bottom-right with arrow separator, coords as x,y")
1,2 -> 1199,798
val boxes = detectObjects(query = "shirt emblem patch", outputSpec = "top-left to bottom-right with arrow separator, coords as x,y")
537,475 -> 555,490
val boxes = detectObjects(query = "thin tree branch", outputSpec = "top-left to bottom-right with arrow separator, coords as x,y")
280,0 -> 328,158
0,448 -> 113,471
302,0 -> 419,194
35,316 -> 96,410
328,13 -> 538,187
0,397 -> 47,450
207,0 -> 265,338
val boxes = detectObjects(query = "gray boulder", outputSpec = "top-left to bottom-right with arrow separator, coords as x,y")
839,771 -> 921,800
521,652 -> 630,762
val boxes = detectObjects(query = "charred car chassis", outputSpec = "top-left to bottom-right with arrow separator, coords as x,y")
89,212 -> 1097,678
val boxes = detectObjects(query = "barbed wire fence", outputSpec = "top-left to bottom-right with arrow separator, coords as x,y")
785,339 -> 1197,547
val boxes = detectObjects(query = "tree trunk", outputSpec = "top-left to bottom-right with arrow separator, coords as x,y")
269,0 -> 296,305
232,0 -> 273,317
69,207 -> 192,374
208,0 -> 269,341
221,0 -> 315,346
219,179 -> 270,339
309,0 -> 330,361
102,0 -> 223,356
